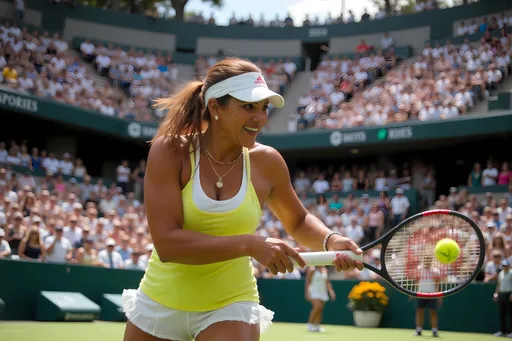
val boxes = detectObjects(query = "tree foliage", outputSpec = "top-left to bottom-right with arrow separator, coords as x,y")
371,0 -> 468,14
77,0 -> 223,19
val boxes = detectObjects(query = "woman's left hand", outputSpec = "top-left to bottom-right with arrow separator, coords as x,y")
328,236 -> 365,272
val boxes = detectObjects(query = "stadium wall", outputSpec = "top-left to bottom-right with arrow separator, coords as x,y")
4,88 -> 512,148
0,259 -> 497,333
3,0 -> 512,53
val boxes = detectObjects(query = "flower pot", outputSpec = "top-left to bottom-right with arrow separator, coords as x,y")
353,310 -> 383,328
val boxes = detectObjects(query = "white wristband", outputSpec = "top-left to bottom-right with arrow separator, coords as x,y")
322,231 -> 341,252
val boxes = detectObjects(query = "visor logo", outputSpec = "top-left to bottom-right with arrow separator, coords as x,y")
254,76 -> 266,85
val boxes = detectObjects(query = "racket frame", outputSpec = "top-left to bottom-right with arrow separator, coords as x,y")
361,209 -> 486,298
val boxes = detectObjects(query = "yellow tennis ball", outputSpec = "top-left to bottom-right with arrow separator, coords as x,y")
434,238 -> 460,264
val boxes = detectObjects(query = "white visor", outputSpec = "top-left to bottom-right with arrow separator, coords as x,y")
204,72 -> 285,108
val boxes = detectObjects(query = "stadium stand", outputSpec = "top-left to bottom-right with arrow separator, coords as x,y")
0,0 -> 512,334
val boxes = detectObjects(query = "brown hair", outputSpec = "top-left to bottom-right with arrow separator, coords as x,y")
23,226 -> 41,245
151,57 -> 261,148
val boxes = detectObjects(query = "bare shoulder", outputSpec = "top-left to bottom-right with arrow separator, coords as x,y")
148,135 -> 191,166
249,143 -> 289,181
249,143 -> 287,168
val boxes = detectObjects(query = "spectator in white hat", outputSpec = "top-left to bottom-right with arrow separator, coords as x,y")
44,226 -> 73,263
139,243 -> 153,270
98,238 -> 124,269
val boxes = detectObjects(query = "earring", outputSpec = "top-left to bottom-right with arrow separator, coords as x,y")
214,115 -> 219,121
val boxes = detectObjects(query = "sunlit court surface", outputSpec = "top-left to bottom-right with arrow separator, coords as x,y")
0,322 -> 496,341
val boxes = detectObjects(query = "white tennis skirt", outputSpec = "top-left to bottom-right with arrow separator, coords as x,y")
122,289 -> 275,341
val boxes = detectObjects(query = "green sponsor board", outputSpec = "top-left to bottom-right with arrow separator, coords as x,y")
259,112 -> 512,151
0,90 -> 39,113
0,88 -> 154,141
125,121 -> 158,140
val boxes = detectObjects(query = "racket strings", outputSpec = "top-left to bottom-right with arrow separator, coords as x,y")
383,214 -> 481,295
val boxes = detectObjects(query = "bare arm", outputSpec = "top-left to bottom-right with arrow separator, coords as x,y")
145,136 -> 255,264
327,278 -> 336,299
39,241 -> 46,261
18,240 -> 28,259
265,147 -> 356,252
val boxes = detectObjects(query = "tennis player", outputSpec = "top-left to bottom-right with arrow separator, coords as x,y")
122,57 -> 364,341
305,266 -> 336,332
413,256 -> 442,337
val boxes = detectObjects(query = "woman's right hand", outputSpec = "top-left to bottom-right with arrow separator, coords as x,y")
249,236 -> 306,275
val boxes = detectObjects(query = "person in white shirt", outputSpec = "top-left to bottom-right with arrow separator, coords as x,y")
390,188 -> 410,226
0,142 -> 7,163
59,153 -> 74,175
0,228 -> 11,258
124,251 -> 145,270
381,32 -> 395,51
63,217 -> 82,245
44,227 -> 73,263
493,260 -> 512,337
487,64 -> 503,96
344,216 -> 364,245
43,153 -> 60,174
482,161 -> 499,187
98,238 -> 124,269
456,22 -> 467,37
414,256 -> 442,337
311,174 -> 330,194
117,160 -> 131,194
80,39 -> 96,61
293,171 -> 311,194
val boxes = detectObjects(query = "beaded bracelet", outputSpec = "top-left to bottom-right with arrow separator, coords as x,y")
322,231 -> 341,252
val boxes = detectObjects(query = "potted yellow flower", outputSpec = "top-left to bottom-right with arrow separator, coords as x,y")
347,281 -> 389,327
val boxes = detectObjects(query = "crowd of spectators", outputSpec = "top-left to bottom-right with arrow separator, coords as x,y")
0,20 -> 297,123
0,21 -> 135,118
0,139 -> 147,202
455,11 -> 512,37
1,141 -> 509,287
78,39 -> 180,122
294,26 -> 512,131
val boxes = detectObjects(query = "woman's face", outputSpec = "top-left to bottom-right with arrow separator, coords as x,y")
212,97 -> 269,148
84,241 -> 93,250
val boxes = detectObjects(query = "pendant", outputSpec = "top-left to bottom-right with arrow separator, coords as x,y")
216,180 -> 223,188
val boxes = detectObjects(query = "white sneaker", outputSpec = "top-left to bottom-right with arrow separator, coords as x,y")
307,324 -> 317,332
506,333 -> 512,338
494,331 -> 504,337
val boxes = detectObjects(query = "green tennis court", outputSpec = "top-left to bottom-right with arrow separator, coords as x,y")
0,322 -> 496,341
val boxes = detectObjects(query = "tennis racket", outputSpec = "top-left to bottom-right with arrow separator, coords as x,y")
291,209 -> 486,298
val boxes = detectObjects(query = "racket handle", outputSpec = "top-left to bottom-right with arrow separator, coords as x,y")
292,251 -> 364,267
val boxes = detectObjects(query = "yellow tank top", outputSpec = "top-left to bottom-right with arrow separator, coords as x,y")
139,144 -> 262,312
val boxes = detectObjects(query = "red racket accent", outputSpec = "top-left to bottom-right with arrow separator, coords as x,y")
422,209 -> 451,217
417,292 -> 444,298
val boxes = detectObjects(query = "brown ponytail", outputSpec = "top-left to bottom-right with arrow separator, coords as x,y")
150,80 -> 204,148
150,57 -> 262,149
